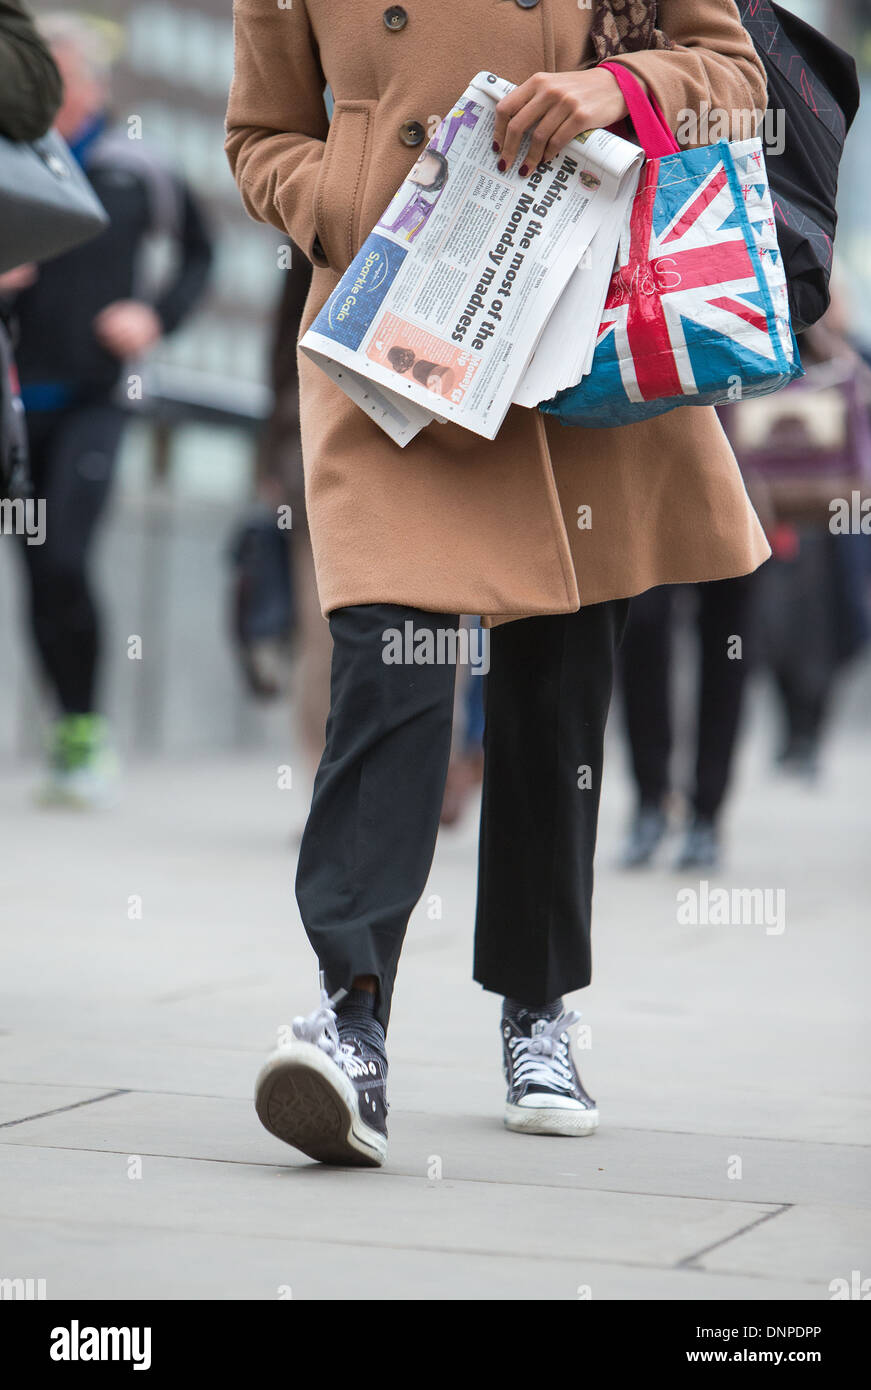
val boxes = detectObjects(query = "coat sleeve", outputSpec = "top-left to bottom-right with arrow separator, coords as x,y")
602,0 -> 767,143
152,180 -> 214,335
225,0 -> 330,266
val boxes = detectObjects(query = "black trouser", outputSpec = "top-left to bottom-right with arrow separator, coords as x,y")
759,531 -> 857,751
619,576 -> 757,822
296,599 -> 629,1031
19,400 -> 125,715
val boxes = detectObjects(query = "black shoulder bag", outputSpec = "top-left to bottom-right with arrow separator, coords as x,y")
736,0 -> 860,333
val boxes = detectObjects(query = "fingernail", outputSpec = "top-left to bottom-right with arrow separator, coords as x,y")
519,164 -> 529,178
497,159 -> 506,172
492,141 -> 500,153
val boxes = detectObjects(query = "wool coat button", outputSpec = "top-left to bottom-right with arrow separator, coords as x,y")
398,119 -> 425,147
514,0 -> 541,8
383,6 -> 408,30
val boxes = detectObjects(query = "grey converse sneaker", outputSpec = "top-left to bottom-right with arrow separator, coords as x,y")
255,987 -> 388,1167
502,1004 -> 598,1136
674,814 -> 720,871
621,804 -> 668,868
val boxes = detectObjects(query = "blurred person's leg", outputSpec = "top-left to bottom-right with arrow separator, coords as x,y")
774,657 -> 829,775
617,585 -> 673,866
677,573 -> 758,868
756,537 -> 808,762
769,529 -> 863,777
440,616 -> 485,827
474,600 -> 628,1136
766,528 -> 850,778
464,645 -> 485,753
20,400 -> 125,804
777,673 -> 826,759
771,640 -> 828,765
22,401 -> 124,711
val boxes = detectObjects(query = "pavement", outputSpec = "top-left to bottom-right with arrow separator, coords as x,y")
0,704 -> 869,1301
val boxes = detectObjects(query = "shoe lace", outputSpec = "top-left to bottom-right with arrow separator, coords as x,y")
291,987 -> 375,1082
507,1012 -> 580,1093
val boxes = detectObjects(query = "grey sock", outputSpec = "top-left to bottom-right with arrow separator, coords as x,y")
336,988 -> 385,1055
502,996 -> 564,1027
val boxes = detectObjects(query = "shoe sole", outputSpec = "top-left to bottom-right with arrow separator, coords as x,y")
504,1103 -> 599,1136
254,1043 -> 386,1167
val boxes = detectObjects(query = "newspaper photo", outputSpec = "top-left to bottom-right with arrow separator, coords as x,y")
299,71 -> 643,446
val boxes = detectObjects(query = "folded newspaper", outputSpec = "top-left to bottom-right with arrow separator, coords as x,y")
300,72 -> 644,446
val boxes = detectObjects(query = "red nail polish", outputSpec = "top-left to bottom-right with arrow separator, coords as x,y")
492,141 -> 500,153
519,164 -> 529,178
497,159 -> 506,173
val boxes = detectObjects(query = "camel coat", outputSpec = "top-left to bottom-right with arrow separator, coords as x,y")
226,0 -> 772,624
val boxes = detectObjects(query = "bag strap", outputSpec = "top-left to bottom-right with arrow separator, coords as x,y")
600,61 -> 680,158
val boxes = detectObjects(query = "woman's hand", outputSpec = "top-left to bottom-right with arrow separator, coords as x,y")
493,68 -> 630,176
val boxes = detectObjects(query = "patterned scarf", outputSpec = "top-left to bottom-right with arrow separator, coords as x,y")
590,0 -> 674,60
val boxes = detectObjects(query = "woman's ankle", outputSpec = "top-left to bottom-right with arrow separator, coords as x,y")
351,974 -> 378,994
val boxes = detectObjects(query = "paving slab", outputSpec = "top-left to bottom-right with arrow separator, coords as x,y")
0,1144 -> 778,1273
0,1218 -> 823,1301
2,1091 -> 868,1210
700,1203 -> 871,1287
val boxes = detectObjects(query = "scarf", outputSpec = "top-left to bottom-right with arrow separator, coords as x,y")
590,0 -> 673,60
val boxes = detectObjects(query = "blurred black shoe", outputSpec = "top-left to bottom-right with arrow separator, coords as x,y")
777,735 -> 821,783
675,815 -> 720,872
620,803 -> 668,868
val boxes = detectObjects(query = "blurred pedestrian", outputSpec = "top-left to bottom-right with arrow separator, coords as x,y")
618,572 -> 759,872
9,11 -> 213,806
737,299 -> 871,779
0,0 -> 62,497
761,524 -> 868,779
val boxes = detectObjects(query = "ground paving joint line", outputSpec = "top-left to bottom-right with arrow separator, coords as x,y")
0,1089 -> 130,1129
677,1201 -> 792,1269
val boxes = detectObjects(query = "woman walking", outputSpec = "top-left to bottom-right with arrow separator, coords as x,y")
226,0 -> 770,1165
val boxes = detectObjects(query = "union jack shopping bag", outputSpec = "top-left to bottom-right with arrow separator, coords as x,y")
541,64 -> 803,429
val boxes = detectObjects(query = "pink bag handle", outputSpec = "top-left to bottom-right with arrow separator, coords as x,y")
600,61 -> 680,159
